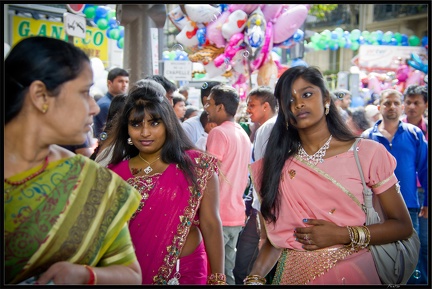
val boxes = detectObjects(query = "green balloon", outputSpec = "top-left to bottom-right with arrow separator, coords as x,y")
393,32 -> 402,43
97,18 -> 109,30
351,41 -> 360,51
109,28 -> 120,40
84,7 -> 96,19
117,38 -> 124,49
107,10 -> 116,20
338,37 -> 347,47
408,35 -> 420,46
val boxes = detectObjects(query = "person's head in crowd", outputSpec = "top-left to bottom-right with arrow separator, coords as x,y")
364,104 -> 381,124
333,88 -> 352,110
109,79 -> 195,167
184,105 -> 200,121
144,75 -> 177,105
200,81 -> 221,107
172,93 -> 187,120
199,110 -> 217,134
179,86 -> 189,100
246,86 -> 278,125
107,67 -> 129,96
403,84 -> 428,123
204,84 -> 240,126
378,89 -> 404,121
104,94 -> 127,134
346,107 -> 371,136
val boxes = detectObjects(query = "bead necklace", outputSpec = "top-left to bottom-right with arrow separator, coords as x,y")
138,153 -> 160,174
4,156 -> 49,186
298,135 -> 332,166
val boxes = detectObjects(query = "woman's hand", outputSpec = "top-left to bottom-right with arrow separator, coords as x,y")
294,219 -> 350,250
36,261 -> 89,284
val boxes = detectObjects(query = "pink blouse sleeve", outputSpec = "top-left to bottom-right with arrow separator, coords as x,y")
359,139 -> 398,195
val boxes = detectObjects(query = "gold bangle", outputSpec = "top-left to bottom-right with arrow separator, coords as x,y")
244,275 -> 266,285
207,273 -> 227,285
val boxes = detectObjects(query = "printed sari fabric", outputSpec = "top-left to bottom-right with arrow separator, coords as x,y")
250,139 -> 398,284
109,150 -> 218,284
4,155 -> 141,284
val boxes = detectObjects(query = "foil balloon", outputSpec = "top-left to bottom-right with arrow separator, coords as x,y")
175,21 -> 199,49
262,4 -> 284,23
244,7 -> 266,59
204,61 -> 226,78
251,21 -> 273,71
168,6 -> 188,31
228,4 -> 263,15
183,4 -> 221,24
188,45 -> 225,65
273,4 -> 309,44
257,56 -> 278,87
231,49 -> 248,74
221,10 -> 248,40
206,10 -> 229,48
214,33 -> 244,68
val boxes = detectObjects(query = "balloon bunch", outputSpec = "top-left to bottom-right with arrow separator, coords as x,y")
307,28 -> 427,51
168,4 -> 309,87
82,4 -> 125,49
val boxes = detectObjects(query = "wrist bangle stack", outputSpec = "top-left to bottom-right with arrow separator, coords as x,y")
207,273 -> 227,285
244,274 -> 266,285
84,265 -> 97,285
346,225 -> 371,251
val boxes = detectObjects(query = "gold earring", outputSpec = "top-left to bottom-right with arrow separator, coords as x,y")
325,103 -> 330,115
42,103 -> 48,114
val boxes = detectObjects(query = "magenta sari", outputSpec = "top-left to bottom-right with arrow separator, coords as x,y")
109,150 -> 218,284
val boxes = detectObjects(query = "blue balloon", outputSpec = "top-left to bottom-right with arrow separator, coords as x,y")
293,29 -> 304,42
351,96 -> 364,108
105,27 -> 112,38
119,29 -> 124,38
421,36 -> 428,47
390,38 -> 398,46
331,31 -> 338,40
401,34 -> 408,42
375,30 -> 383,41
108,18 -> 118,29
95,6 -> 109,19
196,27 -> 206,47
291,58 -> 308,67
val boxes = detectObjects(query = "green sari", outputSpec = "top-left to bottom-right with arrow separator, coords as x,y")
4,155 -> 141,284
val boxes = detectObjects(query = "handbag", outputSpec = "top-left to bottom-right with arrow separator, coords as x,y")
353,138 -> 420,284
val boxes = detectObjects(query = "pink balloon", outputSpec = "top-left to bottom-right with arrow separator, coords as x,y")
214,33 -> 244,68
228,4 -> 264,14
206,11 -> 229,48
367,76 -> 381,94
405,70 -> 425,87
262,4 -> 284,23
273,5 -> 308,44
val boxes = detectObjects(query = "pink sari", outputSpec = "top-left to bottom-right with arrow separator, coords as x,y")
109,150 -> 218,284
250,139 -> 398,284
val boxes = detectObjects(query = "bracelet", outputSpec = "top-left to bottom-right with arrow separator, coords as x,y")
207,273 -> 227,285
244,275 -> 266,285
84,265 -> 97,285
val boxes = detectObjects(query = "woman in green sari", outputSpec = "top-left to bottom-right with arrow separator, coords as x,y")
4,36 -> 142,285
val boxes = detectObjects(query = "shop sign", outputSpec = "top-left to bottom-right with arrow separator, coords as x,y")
12,15 -> 109,66
164,61 -> 192,81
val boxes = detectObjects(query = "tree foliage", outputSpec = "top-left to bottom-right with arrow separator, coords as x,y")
309,4 -> 339,20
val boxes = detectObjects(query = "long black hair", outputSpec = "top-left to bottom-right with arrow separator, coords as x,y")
109,79 -> 198,187
5,36 -> 90,124
260,66 -> 356,223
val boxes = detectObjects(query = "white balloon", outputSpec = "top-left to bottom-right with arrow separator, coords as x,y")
4,42 -> 11,58
184,4 -> 221,24
175,21 -> 199,48
90,57 -> 106,81
204,61 -> 225,78
221,10 -> 248,40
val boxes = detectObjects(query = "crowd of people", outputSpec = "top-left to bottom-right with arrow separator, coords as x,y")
4,36 -> 428,285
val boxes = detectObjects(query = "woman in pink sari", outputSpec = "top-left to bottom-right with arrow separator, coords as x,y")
246,66 -> 414,285
107,79 -> 225,285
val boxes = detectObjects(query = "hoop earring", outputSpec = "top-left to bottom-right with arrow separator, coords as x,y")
127,138 -> 133,145
325,103 -> 330,115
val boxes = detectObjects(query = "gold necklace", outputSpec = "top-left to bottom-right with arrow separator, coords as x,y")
138,153 -> 160,174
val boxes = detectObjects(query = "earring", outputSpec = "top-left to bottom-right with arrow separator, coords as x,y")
325,103 -> 330,115
286,121 -> 289,130
127,138 -> 133,145
42,103 -> 48,114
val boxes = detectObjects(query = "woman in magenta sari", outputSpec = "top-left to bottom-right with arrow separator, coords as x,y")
108,79 -> 225,285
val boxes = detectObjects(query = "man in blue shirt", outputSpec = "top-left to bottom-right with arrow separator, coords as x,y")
362,88 -> 428,283
93,68 -> 129,138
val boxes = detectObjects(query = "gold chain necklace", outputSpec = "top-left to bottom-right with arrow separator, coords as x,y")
138,153 -> 160,174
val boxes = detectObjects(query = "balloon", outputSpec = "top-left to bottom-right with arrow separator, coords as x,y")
183,4 -> 221,24
83,6 -> 96,19
393,32 -> 402,43
204,61 -> 225,78
257,56 -> 278,86
117,37 -> 124,49
262,4 -> 284,23
273,5 -> 308,43
108,18 -> 118,29
108,28 -> 120,40
90,57 -> 105,81
162,51 -> 171,61
351,41 -> 360,51
95,6 -> 109,19
291,58 -> 308,67
244,8 -> 266,49
214,33 -> 244,67
293,29 -> 304,42
188,45 -> 225,65
334,27 -> 344,38
228,4 -> 263,14
196,27 -> 207,47
168,6 -> 188,31
206,10 -> 229,48
251,21 -> 273,70
405,70 -> 425,86
107,9 -> 116,20
97,18 -> 109,30
421,36 -> 428,47
350,29 -> 361,41
175,21 -> 199,49
382,31 -> 393,43
408,35 -> 420,46
221,10 -> 248,40
232,49 -> 248,73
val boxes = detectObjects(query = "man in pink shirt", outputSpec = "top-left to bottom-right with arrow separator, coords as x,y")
205,85 -> 252,284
